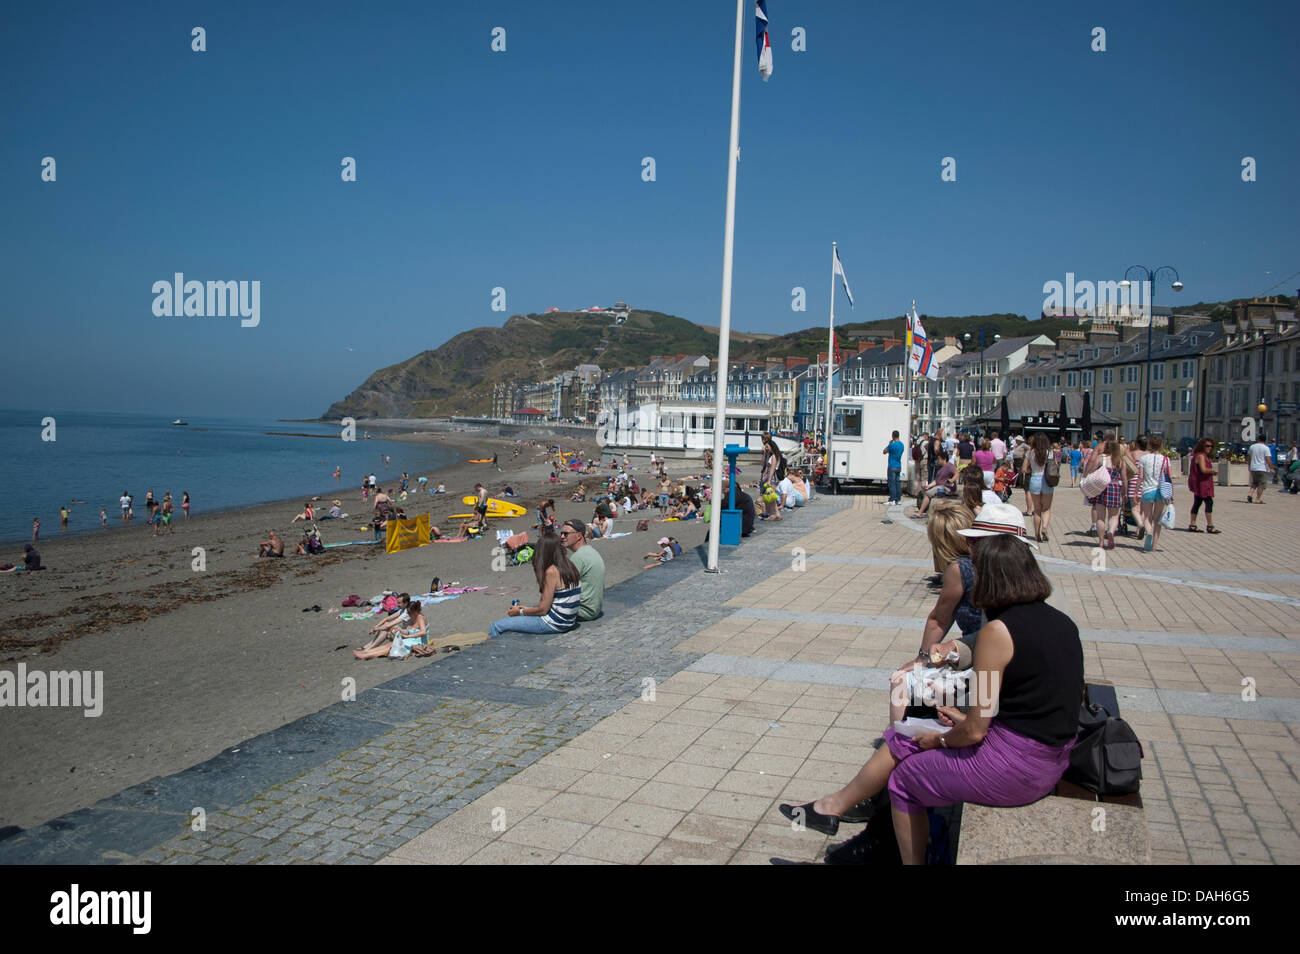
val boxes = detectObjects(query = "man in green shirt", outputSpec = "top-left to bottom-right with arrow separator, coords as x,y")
560,519 -> 605,621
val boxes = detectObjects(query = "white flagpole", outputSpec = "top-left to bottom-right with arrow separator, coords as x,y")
906,303 -> 915,466
824,242 -> 837,450
706,0 -> 746,574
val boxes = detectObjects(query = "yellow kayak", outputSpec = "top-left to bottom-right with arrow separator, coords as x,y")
460,495 -> 526,517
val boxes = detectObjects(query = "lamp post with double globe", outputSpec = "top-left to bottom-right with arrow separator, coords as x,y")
1120,265 -> 1183,435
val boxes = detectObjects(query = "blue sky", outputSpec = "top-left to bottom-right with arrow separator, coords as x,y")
3,0 -> 1297,418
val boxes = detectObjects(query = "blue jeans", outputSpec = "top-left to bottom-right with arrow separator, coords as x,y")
887,468 -> 901,503
488,614 -> 558,638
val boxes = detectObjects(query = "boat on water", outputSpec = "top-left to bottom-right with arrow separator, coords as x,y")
596,401 -> 799,459
172,419 -> 188,426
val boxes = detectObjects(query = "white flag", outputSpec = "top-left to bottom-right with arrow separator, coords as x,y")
833,247 -> 854,307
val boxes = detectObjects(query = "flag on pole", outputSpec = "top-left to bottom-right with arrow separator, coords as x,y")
832,246 -> 854,307
755,2 -> 773,81
909,303 -> 938,380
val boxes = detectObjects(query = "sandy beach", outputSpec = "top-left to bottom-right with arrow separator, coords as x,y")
0,426 -> 722,829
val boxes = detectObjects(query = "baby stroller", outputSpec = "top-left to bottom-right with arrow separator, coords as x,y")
496,529 -> 534,566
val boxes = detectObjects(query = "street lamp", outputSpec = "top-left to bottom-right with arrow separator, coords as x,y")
1258,329 -> 1269,440
963,329 -> 1000,431
1121,265 -> 1182,435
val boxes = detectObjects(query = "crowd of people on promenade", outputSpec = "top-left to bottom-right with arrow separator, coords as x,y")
905,427 -> 1296,549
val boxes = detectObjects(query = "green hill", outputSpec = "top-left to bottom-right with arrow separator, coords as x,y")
322,309 -> 721,419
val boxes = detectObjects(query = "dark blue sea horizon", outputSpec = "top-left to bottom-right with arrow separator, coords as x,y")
0,409 -> 459,546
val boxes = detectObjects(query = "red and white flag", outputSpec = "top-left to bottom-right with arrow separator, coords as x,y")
908,303 -> 937,380
755,2 -> 773,81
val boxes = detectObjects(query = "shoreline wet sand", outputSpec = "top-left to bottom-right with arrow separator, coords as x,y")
0,426 -> 724,829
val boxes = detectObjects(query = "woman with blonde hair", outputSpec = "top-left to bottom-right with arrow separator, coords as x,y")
885,503 -> 980,724
1136,433 -> 1171,551
926,502 -> 973,575
1084,440 -> 1134,549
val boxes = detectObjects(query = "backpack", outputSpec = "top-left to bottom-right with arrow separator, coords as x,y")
1064,700 -> 1144,796
911,442 -> 922,463
670,540 -> 683,557
1044,456 -> 1060,487
775,457 -> 788,481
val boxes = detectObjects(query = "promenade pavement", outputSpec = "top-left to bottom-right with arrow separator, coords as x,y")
379,481 -> 1300,865
4,478 -> 1295,865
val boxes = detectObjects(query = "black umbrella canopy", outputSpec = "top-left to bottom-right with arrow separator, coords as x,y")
1000,395 -> 1010,435
1058,394 -> 1069,442
1081,391 -> 1092,441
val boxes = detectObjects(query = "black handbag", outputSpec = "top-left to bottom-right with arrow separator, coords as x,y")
1064,695 -> 1144,795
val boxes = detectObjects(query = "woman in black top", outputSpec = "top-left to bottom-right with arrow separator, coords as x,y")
779,519 -> 1083,864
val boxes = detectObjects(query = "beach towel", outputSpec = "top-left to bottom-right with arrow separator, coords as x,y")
594,531 -> 632,540
339,608 -> 382,621
408,593 -> 461,605
323,540 -> 382,548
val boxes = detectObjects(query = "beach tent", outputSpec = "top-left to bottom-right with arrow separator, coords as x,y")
385,514 -> 431,554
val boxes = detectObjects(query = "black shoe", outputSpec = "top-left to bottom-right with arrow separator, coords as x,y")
924,574 -> 942,585
778,802 -> 839,836
839,799 -> 877,825
824,826 -> 887,865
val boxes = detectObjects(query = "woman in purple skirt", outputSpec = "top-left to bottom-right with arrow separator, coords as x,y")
779,512 -> 1084,865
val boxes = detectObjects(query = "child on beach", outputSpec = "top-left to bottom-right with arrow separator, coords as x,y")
100,508 -> 107,527
643,537 -> 679,569
32,517 -> 39,542
182,491 -> 190,518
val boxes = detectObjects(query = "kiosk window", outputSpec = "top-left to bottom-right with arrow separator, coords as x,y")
833,408 -> 862,437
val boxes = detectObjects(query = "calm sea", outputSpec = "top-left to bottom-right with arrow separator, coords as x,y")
0,410 -> 459,545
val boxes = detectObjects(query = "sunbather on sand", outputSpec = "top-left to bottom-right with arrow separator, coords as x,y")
354,601 -> 427,659
359,593 -> 411,649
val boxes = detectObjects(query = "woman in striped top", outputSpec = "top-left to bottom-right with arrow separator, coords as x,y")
487,531 -> 582,638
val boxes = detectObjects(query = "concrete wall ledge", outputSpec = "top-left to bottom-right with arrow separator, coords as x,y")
956,795 -> 1149,865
